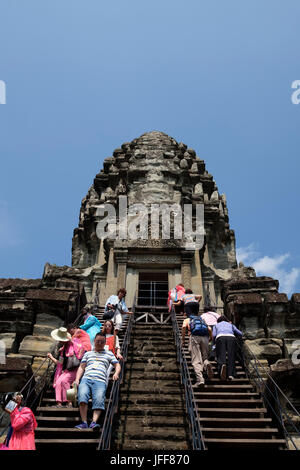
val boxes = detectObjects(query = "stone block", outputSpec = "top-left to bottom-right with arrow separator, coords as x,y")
265,292 -> 289,338
0,333 -> 16,354
32,356 -> 53,376
244,338 -> 283,365
19,335 -> 54,357
283,340 -> 300,364
7,353 -> 33,364
0,356 -> 33,393
285,295 -> 300,337
33,313 -> 63,337
232,293 -> 266,339
248,359 -> 270,379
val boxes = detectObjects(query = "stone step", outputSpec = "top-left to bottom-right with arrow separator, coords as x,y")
120,388 -> 183,395
193,392 -> 260,400
35,438 -> 99,448
36,416 -> 83,427
117,439 -> 189,450
194,399 -> 264,408
130,352 -> 177,359
193,377 -> 250,385
35,427 -> 100,438
119,395 -> 184,405
117,416 -> 187,427
199,417 -> 273,428
118,406 -> 182,416
36,407 -> 94,416
128,364 -> 179,372
202,427 -> 280,439
204,438 -> 286,449
116,426 -> 187,441
196,407 -> 267,418
201,384 -> 254,392
122,381 -> 182,390
122,371 -> 180,380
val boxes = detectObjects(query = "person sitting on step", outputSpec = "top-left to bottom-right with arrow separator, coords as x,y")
212,315 -> 243,381
104,288 -> 133,334
182,312 -> 214,388
74,333 -> 121,431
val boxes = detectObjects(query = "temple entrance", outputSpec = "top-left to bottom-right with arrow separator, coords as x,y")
138,272 -> 169,307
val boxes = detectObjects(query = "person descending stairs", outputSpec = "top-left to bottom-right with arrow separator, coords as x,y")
34,309 -> 129,450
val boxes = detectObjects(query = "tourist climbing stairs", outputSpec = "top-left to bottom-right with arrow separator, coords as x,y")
34,309 -> 130,450
173,310 -> 287,450
112,306 -> 190,450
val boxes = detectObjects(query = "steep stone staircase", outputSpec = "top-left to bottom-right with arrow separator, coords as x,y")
112,313 -> 190,450
34,304 -> 288,450
175,311 -> 287,450
34,310 -> 129,450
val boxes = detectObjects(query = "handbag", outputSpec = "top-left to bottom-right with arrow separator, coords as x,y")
66,354 -> 81,370
103,309 -> 115,320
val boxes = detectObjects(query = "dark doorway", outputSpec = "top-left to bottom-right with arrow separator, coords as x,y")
138,272 -> 169,307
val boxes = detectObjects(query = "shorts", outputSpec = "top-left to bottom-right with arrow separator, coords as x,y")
77,377 -> 106,410
184,301 -> 199,317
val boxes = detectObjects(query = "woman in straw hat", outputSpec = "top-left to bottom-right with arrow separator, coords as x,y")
47,325 -> 91,407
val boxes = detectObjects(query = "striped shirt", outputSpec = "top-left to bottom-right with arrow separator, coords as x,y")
181,294 -> 198,304
81,350 -> 118,383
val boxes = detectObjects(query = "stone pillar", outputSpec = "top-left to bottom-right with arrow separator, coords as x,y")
181,251 -> 194,289
115,249 -> 128,291
106,244 -> 116,297
192,249 -> 204,306
97,238 -> 106,267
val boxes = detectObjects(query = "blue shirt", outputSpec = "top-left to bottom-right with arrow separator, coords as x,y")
81,350 -> 118,383
212,321 -> 242,340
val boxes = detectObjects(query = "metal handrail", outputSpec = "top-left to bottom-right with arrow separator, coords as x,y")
97,293 -> 136,450
241,342 -> 300,450
171,308 -> 206,450
0,356 -> 55,440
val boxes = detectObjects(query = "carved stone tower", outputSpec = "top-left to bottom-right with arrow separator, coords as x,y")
68,131 -> 237,307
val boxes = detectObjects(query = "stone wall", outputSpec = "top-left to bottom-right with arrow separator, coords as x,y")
0,277 -> 87,387
221,273 -> 300,366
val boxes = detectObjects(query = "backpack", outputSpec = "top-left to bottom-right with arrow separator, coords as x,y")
189,316 -> 208,336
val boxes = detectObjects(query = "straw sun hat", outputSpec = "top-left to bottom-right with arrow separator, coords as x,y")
50,327 -> 71,342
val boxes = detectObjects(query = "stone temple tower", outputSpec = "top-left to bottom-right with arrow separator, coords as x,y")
68,131 -> 237,308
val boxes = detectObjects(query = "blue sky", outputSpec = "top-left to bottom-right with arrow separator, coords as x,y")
0,1 -> 300,296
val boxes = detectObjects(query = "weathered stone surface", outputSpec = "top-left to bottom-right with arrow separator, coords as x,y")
0,357 -> 33,393
245,338 -> 283,364
227,293 -> 265,339
7,353 -> 33,363
32,356 -> 53,376
0,333 -> 16,354
19,335 -> 54,357
265,292 -> 289,338
71,131 -> 237,303
33,313 -> 63,337
284,339 -> 300,362
248,359 -> 270,379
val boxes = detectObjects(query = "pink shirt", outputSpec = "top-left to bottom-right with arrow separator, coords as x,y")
201,311 -> 220,326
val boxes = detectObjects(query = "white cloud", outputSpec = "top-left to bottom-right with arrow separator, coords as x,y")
236,244 -> 300,296
0,201 -> 23,248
